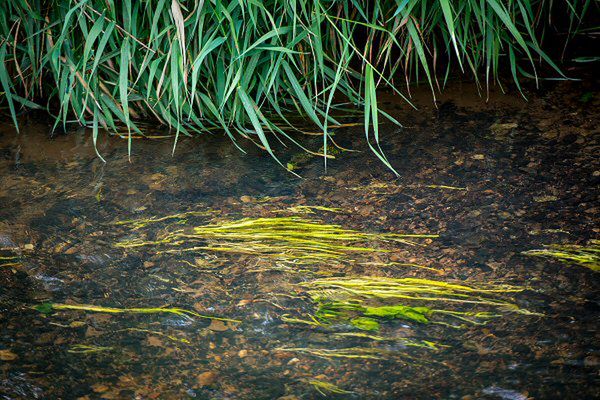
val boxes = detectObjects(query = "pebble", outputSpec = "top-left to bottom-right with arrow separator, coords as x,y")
197,371 -> 218,387
0,349 -> 18,361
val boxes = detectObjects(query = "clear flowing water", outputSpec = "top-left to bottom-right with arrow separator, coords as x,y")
0,81 -> 598,399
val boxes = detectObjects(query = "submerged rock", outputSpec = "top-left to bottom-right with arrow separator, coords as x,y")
0,233 -> 17,248
196,371 -> 218,387
482,386 -> 528,400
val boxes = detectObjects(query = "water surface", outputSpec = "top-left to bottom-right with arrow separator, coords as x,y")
0,81 -> 598,399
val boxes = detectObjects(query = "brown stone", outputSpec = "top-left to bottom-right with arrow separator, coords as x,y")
197,371 -> 218,387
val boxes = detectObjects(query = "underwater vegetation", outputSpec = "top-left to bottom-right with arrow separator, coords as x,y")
0,254 -> 22,268
67,344 -> 113,354
0,1 -> 594,169
278,346 -> 393,360
107,207 -> 546,372
115,210 -> 214,230
278,276 -> 539,363
33,302 -> 239,322
523,240 -> 600,271
304,379 -> 354,396
293,276 -> 538,329
115,214 -> 437,265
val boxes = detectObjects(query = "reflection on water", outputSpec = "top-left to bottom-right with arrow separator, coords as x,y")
0,82 -> 598,399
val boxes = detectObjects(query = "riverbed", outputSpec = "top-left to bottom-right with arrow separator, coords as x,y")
0,80 -> 598,399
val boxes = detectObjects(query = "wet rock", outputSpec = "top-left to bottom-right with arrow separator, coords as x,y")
196,371 -> 218,387
0,350 -> 18,361
85,326 -> 103,337
146,336 -> 163,347
584,355 -> 599,367
482,386 -> 528,400
208,320 -> 229,332
33,274 -> 63,291
287,357 -> 300,365
0,234 -> 17,248
91,383 -> 110,393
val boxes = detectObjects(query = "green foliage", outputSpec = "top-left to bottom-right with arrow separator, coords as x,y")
350,316 -> 380,331
301,276 -> 540,329
33,303 -> 54,315
363,305 -> 431,324
0,0 -> 594,169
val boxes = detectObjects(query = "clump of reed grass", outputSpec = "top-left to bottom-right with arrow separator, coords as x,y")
116,215 -> 436,265
1,0 -> 593,170
523,240 -> 599,271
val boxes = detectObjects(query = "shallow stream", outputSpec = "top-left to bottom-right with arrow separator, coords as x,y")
0,81 -> 598,399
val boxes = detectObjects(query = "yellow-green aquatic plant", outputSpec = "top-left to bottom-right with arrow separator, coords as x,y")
33,303 -> 239,322
68,344 -> 113,354
0,255 -> 22,268
523,240 -> 599,271
298,276 -> 538,329
331,333 -> 443,349
350,316 -> 380,331
305,379 -> 354,396
278,346 -> 389,360
116,215 -> 437,265
425,185 -> 467,191
115,211 -> 214,230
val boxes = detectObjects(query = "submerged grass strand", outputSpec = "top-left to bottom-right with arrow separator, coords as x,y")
332,333 -> 443,349
523,240 -> 600,271
305,379 -> 354,396
293,276 -> 539,330
116,215 -> 437,264
33,303 -> 239,323
115,211 -> 214,230
67,344 -> 113,354
278,346 -> 390,360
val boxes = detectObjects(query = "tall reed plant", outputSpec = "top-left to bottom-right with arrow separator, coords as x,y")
0,0 -> 594,170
